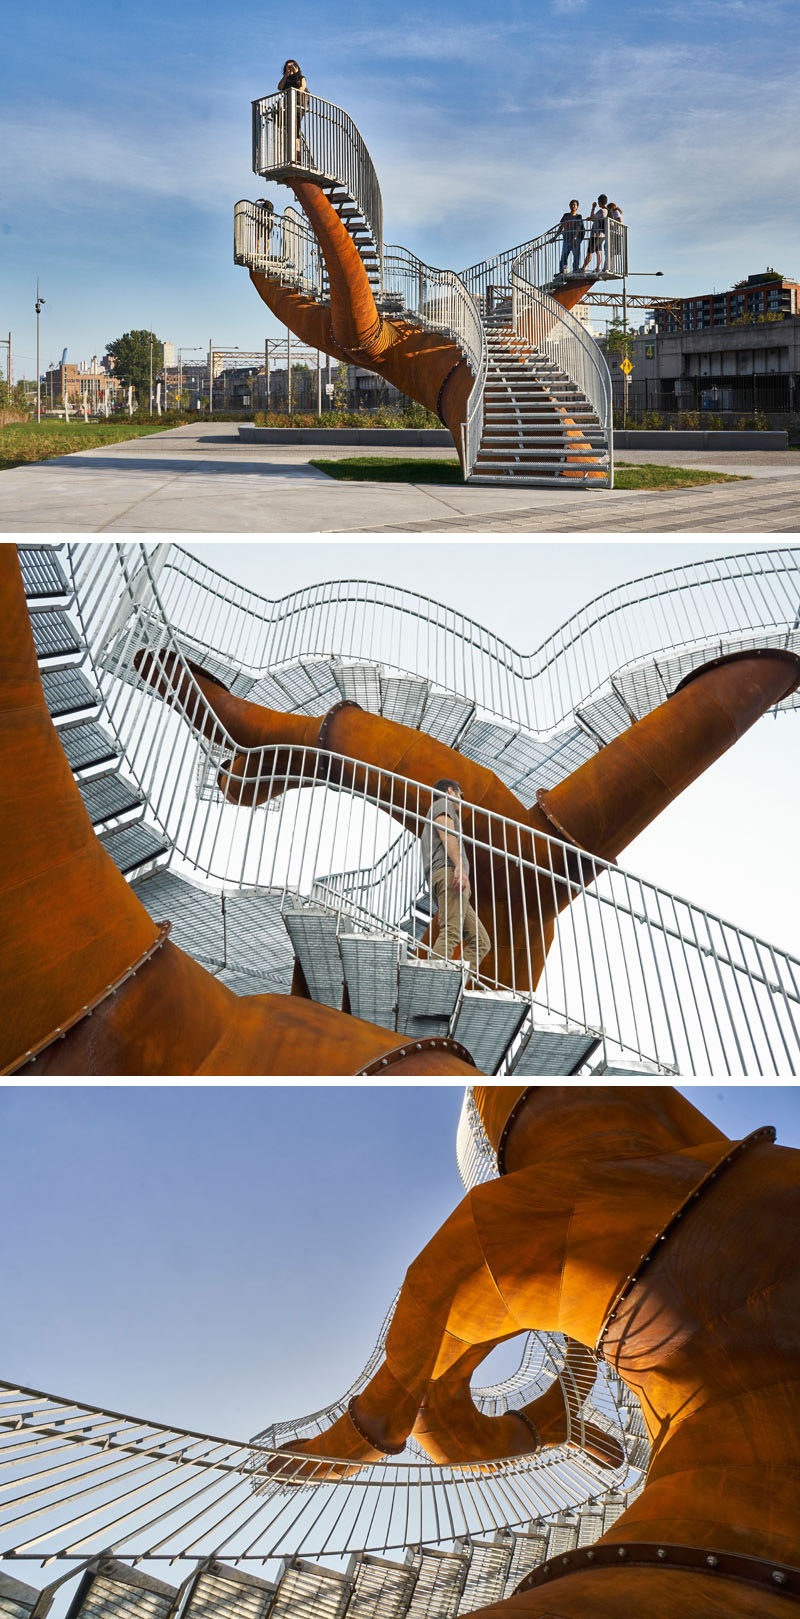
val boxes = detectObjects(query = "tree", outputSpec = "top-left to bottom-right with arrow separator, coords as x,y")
105,331 -> 164,406
604,314 -> 634,359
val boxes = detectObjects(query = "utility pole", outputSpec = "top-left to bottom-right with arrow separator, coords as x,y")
265,338 -> 269,415
622,273 -> 629,428
208,341 -> 213,415
287,327 -> 292,416
35,281 -> 45,423
149,330 -> 154,415
316,348 -> 322,416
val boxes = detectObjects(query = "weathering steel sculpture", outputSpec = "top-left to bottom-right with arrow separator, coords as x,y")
0,546 -> 473,1078
262,1084 -> 800,1617
132,640 -> 800,998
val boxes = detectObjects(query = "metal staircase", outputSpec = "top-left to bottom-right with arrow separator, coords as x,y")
19,546 -> 169,887
238,90 -> 622,481
471,309 -> 610,487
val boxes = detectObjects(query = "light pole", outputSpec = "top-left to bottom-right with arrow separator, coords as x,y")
149,330 -> 154,416
35,281 -> 45,423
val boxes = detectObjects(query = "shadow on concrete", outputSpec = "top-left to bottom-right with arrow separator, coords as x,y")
26,455 -> 331,480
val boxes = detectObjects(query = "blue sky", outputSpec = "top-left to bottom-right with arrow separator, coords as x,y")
2,0 -> 799,373
2,1084 -> 798,1439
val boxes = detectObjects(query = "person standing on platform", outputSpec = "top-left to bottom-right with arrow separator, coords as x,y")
558,201 -> 584,276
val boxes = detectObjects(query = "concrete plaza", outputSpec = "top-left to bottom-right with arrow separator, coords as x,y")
1,423 -> 798,533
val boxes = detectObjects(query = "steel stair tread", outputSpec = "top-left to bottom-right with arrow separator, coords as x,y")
58,719 -> 120,774
511,1022 -> 602,1076
395,960 -> 462,1039
18,545 -> 70,600
99,821 -> 169,877
339,932 -> 401,1028
452,991 -> 528,1075
29,605 -> 82,662
42,666 -> 98,718
282,905 -> 345,1009
78,772 -> 146,827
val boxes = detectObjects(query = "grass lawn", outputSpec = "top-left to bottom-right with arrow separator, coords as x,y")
311,457 -> 749,490
0,419 -> 179,472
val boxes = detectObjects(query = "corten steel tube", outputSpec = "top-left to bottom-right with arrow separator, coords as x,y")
274,1087 -> 800,1618
0,549 -> 475,1078
248,180 -> 475,466
135,643 -> 800,995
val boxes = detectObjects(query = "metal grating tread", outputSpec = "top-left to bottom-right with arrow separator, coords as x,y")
133,870 -> 226,966
0,1574 -> 39,1619
380,674 -> 430,730
271,657 -> 340,712
59,720 -> 119,773
42,666 -> 98,718
512,726 -> 597,804
70,1565 -> 176,1619
100,821 -> 169,876
282,906 -> 344,1009
332,661 -> 383,713
241,671 -> 297,711
29,605 -> 82,661
458,717 -> 518,765
419,691 -> 475,747
452,991 -> 527,1075
575,688 -> 633,745
217,963 -> 295,997
223,892 -> 295,979
183,1566 -> 275,1619
396,960 -> 462,1038
512,1024 -> 601,1077
78,772 -> 145,826
339,933 -> 400,1029
18,545 -> 70,600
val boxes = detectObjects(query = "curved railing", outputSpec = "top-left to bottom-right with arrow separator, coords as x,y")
67,544 -> 800,1076
460,219 -> 628,301
139,545 -> 800,738
511,258 -> 613,485
234,201 -> 323,297
252,89 -> 383,277
382,245 -> 487,473
0,1377 -> 640,1578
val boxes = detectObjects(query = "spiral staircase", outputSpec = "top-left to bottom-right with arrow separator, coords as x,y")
13,542 -> 800,1081
235,91 -> 623,486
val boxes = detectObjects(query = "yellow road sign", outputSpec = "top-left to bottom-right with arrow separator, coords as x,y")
620,358 -> 633,376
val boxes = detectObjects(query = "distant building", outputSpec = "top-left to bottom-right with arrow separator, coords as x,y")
656,271 -> 800,334
619,313 -> 800,419
43,357 -> 120,410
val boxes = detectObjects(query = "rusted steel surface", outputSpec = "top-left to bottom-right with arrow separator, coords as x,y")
275,1087 -> 800,1617
0,548 -> 475,1078
249,180 -> 475,466
135,642 -> 800,995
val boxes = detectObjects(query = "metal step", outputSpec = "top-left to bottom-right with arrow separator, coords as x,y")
419,691 -> 475,746
100,821 -> 169,877
512,725 -> 598,801
42,666 -> 98,719
57,719 -> 120,774
269,657 -> 340,713
512,1021 -> 601,1076
332,661 -> 383,713
395,960 -> 462,1039
339,932 -> 401,1028
458,717 -> 517,767
380,674 -> 429,729
452,990 -> 527,1075
133,869 -> 226,966
29,606 -> 82,663
282,905 -> 344,1009
575,688 -> 634,746
78,772 -> 145,827
18,545 -> 70,601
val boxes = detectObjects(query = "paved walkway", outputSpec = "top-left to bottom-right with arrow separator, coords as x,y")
1,424 -> 798,533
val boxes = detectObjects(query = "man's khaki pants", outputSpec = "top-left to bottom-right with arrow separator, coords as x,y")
430,869 -> 491,973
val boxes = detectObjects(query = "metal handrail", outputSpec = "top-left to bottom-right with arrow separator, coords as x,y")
511,258 -> 614,486
233,201 -> 323,298
68,544 -> 800,1077
381,245 -> 487,474
252,89 -> 383,278
460,217 -> 628,301
0,1377 -> 639,1576
143,545 -> 800,738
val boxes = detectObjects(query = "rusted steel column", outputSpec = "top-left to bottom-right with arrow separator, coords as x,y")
247,179 -> 474,464
0,550 -> 475,1078
135,645 -> 800,997
274,1086 -> 800,1618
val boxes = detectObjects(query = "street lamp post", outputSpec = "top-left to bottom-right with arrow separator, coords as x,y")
35,281 -> 46,424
